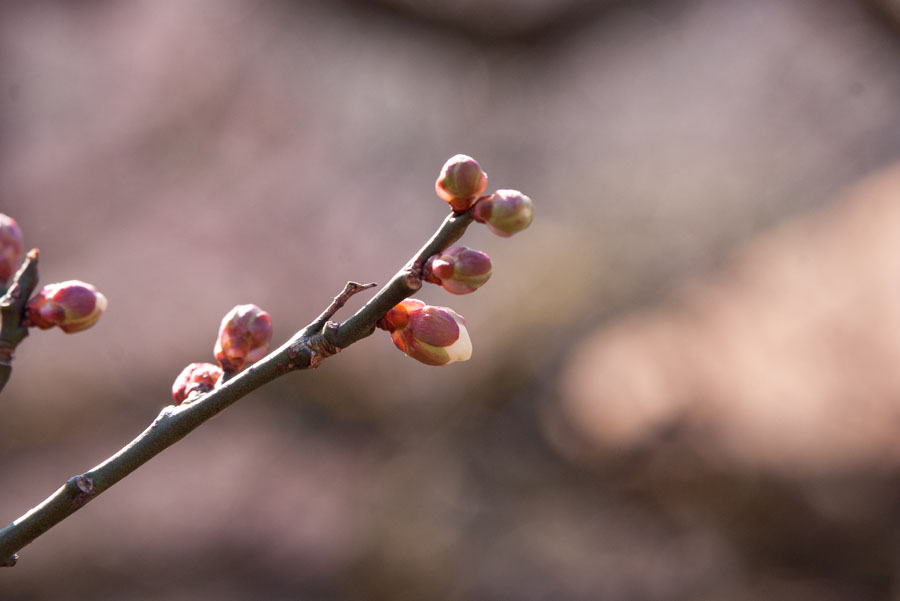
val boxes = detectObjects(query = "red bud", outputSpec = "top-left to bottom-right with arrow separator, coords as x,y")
423,246 -> 492,295
0,214 -> 24,284
214,304 -> 273,372
172,362 -> 223,405
26,280 -> 107,333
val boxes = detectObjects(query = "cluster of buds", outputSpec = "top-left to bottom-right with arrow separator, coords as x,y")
434,155 -> 534,238
172,303 -> 273,404
1,213 -> 107,335
376,299 -> 472,366
378,155 -> 534,365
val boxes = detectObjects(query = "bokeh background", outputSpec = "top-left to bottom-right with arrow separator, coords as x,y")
3,0 -> 900,599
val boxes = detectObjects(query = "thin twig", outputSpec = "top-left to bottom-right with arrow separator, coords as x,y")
309,281 -> 377,332
0,209 -> 474,566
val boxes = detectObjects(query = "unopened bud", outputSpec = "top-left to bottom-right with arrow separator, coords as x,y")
26,280 -> 107,333
423,246 -> 492,295
0,214 -> 24,284
172,362 -> 223,405
472,189 -> 534,237
435,154 -> 488,212
214,304 -> 273,372
376,299 -> 472,366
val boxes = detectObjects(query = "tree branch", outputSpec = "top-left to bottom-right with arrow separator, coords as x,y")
0,209 -> 474,566
0,249 -> 40,395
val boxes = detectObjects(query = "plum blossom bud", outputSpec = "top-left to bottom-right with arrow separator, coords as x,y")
214,304 -> 273,372
0,214 -> 24,284
472,189 -> 534,237
376,299 -> 472,366
423,246 -> 492,295
26,280 -> 107,333
172,362 -> 223,405
435,154 -> 488,212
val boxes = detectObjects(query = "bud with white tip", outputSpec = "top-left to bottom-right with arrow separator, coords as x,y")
376,299 -> 472,366
25,280 -> 107,333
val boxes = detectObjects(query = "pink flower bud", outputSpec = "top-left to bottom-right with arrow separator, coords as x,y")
423,246 -> 492,295
25,280 -> 107,333
214,304 -> 273,372
376,299 -> 472,366
472,189 -> 534,237
172,362 -> 223,405
0,214 -> 24,284
435,154 -> 488,212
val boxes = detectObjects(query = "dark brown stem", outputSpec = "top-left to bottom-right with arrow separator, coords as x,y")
0,249 -> 40,395
0,209 -> 475,566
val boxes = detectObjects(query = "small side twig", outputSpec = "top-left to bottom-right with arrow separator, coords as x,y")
309,281 -> 377,332
0,209 -> 474,566
0,249 -> 40,395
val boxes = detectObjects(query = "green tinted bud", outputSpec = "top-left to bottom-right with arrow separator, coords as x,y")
435,154 -> 488,212
472,189 -> 534,237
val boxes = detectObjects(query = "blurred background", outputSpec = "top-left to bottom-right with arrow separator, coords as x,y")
3,0 -> 900,599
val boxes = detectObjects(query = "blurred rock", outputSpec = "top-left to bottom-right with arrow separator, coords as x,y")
555,162 -> 900,476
